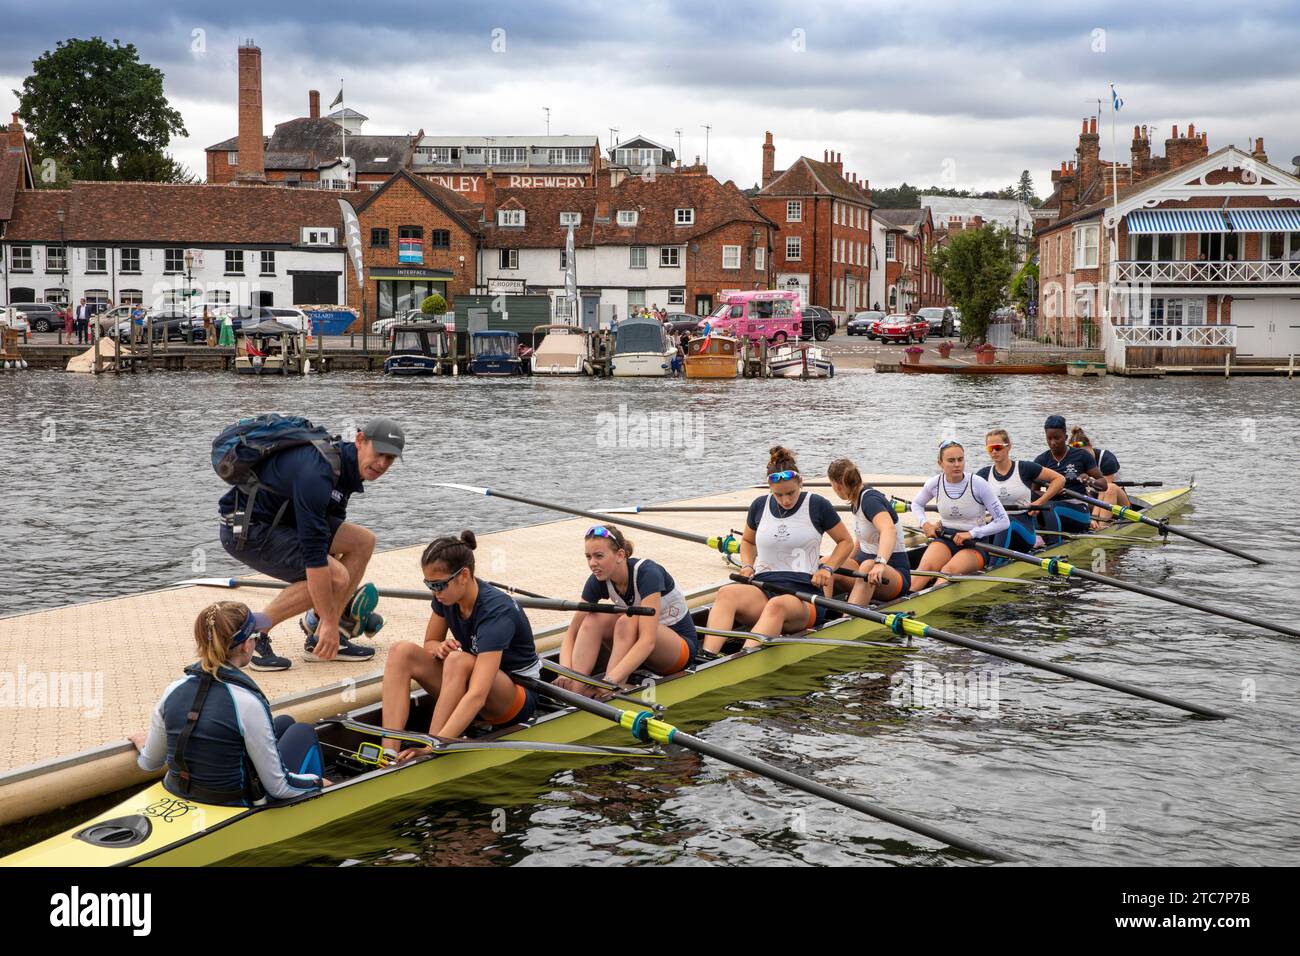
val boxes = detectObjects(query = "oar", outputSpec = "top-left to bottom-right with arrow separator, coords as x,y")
333,718 -> 666,760
1036,529 -> 1162,543
486,580 -> 550,599
971,542 -> 1300,641
438,484 -> 740,554
696,624 -> 907,651
735,574 -> 1229,719
541,660 -> 668,713
889,496 -> 1032,515
1057,488 -> 1265,565
181,577 -> 656,617
606,504 -> 854,513
523,675 -> 1017,862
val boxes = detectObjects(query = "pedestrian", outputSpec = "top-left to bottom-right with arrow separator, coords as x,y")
215,415 -> 406,670
74,298 -> 88,344
203,305 -> 215,347
63,304 -> 73,340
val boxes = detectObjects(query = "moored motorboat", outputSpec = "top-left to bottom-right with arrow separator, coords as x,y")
610,317 -> 674,377
383,321 -> 448,376
769,342 -> 834,378
470,330 -> 525,375
233,321 -> 307,376
684,331 -> 741,379
530,324 -> 595,375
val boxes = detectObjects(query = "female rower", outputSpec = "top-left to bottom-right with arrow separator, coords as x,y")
1033,415 -> 1109,535
827,457 -> 911,604
557,524 -> 699,696
700,446 -> 854,654
908,440 -> 1011,591
975,429 -> 1065,552
130,602 -> 327,805
1069,426 -> 1130,523
380,531 -> 542,759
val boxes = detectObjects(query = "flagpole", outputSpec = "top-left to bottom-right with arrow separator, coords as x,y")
1108,84 -> 1121,324
340,79 -> 347,185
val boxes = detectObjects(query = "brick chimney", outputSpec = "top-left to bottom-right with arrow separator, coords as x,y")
1251,137 -> 1268,164
594,167 -> 612,219
236,42 -> 265,183
762,131 -> 775,188
1130,124 -> 1151,180
309,89 -> 320,119
4,112 -> 24,150
1055,160 -> 1078,219
1077,117 -> 1100,199
832,151 -> 843,176
1164,123 -> 1209,172
482,170 -> 496,222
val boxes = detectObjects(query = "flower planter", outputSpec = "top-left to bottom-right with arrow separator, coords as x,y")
903,346 -> 923,366
936,342 -> 953,359
974,345 -> 996,366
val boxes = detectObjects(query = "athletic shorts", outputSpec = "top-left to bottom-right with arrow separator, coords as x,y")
666,618 -> 700,670
219,517 -> 345,584
1038,503 -> 1091,536
931,527 -> 1014,569
751,571 -> 836,629
1008,514 -> 1039,552
479,683 -> 538,727
850,549 -> 913,595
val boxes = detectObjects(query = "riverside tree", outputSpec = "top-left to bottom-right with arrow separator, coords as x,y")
15,37 -> 190,183
931,225 -> 1015,346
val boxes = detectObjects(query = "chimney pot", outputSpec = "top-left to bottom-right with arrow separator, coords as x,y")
1082,119 -> 1089,133
1188,122 -> 1195,137
765,130 -> 773,145
1172,125 -> 1179,139
309,89 -> 320,119
1090,117 -> 1097,135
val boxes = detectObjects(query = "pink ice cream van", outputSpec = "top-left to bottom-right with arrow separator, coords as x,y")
706,290 -> 803,345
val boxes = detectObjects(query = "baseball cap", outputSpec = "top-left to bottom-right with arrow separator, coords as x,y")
360,417 -> 405,458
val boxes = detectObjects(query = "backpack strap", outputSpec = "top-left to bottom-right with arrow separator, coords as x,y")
170,672 -> 214,795
232,439 -> 341,550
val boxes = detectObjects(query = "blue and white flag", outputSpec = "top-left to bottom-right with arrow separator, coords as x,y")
1111,84 -> 1124,112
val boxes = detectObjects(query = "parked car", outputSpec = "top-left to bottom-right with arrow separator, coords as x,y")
3,301 -> 63,332
109,310 -> 201,343
798,305 -> 836,342
266,307 -> 310,332
878,313 -> 928,344
918,307 -> 955,337
203,305 -> 276,334
664,313 -> 705,335
2,307 -> 31,334
706,290 -> 802,345
847,310 -> 885,336
97,305 -> 142,334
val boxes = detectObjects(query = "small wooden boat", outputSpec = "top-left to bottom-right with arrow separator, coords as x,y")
470,330 -> 525,376
531,324 -> 595,375
684,332 -> 740,379
384,322 -> 448,376
234,321 -> 307,376
900,362 -> 1067,375
769,343 -> 834,378
611,318 -> 675,377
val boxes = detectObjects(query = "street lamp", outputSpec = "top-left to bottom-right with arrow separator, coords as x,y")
57,208 -> 68,339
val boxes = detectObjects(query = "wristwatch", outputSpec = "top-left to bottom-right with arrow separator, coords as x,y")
817,563 -> 834,574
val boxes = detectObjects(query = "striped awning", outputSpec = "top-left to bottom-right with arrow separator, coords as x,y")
1126,209 -> 1229,234
1224,208 -> 1300,232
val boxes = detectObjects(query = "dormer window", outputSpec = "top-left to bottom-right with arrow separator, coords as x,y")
301,227 -> 337,245
497,209 -> 526,227
617,210 -> 638,227
674,208 -> 695,226
559,212 -> 582,226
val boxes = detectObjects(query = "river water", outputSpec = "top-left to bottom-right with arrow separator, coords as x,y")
2,368 -> 1297,865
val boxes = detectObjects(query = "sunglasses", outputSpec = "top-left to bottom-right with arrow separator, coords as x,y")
586,524 -> 620,541
1069,440 -> 1089,448
938,439 -> 962,451
986,443 -> 1008,453
767,470 -> 799,483
422,566 -> 466,593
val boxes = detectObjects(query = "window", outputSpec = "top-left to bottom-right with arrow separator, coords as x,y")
627,289 -> 646,309
630,246 -> 647,269
11,245 -> 31,270
786,236 -> 802,260
227,151 -> 238,166
120,248 -> 140,273
301,228 -> 336,245
548,147 -> 588,165
1073,225 -> 1099,268
617,210 -> 638,226
614,148 -> 663,168
722,245 -> 741,269
429,230 -> 450,249
225,249 -> 244,274
659,247 -> 679,267
499,249 -> 518,270
370,228 -> 389,248
120,289 -> 143,307
257,290 -> 274,307
484,147 -> 527,165
667,288 -> 685,306
1056,235 -> 1064,273
675,208 -> 695,225
497,209 -> 526,227
786,201 -> 802,222
560,249 -> 569,270
418,146 -> 458,164
885,234 -> 896,260
84,289 -> 110,307
165,248 -> 184,273
755,247 -> 765,271
1131,234 -> 1178,261
46,245 -> 66,272
559,212 -> 582,226
260,250 -> 275,275
398,226 -> 423,264
44,287 -> 69,306
87,247 -> 107,273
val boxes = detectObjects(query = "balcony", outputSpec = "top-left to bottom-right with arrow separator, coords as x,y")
1115,259 -> 1300,285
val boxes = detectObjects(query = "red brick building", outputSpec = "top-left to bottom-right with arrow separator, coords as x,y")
875,207 -> 942,312
753,132 -> 874,315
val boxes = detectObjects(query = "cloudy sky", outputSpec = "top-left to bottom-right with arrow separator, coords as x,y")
4,1 -> 1298,196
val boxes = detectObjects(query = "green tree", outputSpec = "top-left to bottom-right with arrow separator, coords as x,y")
930,225 -> 1015,345
15,37 -> 188,182
1015,170 -> 1035,206
421,293 -> 448,316
1010,257 -> 1039,314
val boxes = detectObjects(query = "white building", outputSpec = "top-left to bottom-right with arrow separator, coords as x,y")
921,195 -> 1035,242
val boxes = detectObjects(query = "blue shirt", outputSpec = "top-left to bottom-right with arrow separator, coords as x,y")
581,557 -> 696,642
430,580 -> 539,675
218,441 -> 363,568
745,491 -> 841,532
1033,447 -> 1098,496
856,487 -> 896,524
1097,449 -> 1121,477
976,460 -> 1043,486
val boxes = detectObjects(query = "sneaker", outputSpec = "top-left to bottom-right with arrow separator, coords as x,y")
346,584 -> 379,629
361,612 -> 384,637
302,633 -> 376,663
299,609 -> 320,638
249,632 -> 292,672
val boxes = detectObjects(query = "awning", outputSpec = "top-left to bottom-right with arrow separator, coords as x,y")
1224,208 -> 1300,232
1126,209 -> 1229,234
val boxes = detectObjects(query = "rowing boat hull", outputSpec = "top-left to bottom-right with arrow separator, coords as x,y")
1,485 -> 1191,866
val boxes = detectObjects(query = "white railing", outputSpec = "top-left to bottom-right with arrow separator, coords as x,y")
1115,259 -> 1300,284
1103,321 -> 1236,371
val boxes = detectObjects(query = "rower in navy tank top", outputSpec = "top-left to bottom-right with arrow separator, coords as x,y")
1069,426 -> 1130,525
701,446 -> 854,655
827,457 -> 912,604
976,428 -> 1065,552
909,440 -> 1011,591
1034,416 -> 1109,536
558,524 -> 699,696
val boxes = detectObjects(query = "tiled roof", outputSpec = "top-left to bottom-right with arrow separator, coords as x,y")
354,169 -> 481,234
204,134 -> 245,152
0,151 -> 25,222
874,208 -> 927,230
206,118 -> 415,175
759,156 -> 873,206
4,182 -> 362,245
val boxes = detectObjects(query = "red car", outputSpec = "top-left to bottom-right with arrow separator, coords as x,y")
878,313 -> 928,344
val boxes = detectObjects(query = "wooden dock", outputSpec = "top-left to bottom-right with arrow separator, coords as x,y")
0,475 -> 926,825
